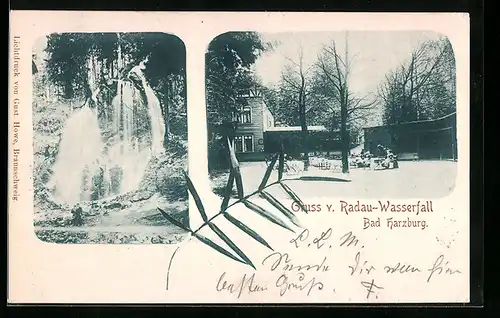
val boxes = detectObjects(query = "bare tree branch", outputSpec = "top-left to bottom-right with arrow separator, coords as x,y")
347,97 -> 377,116
316,55 -> 341,92
283,54 -> 301,70
281,72 -> 301,90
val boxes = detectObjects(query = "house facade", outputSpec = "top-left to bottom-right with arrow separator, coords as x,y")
232,87 -> 343,161
232,87 -> 275,161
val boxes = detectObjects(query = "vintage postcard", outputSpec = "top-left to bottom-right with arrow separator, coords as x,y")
8,11 -> 470,304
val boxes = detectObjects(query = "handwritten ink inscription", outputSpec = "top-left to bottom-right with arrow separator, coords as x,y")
215,229 -> 463,300
361,279 -> 384,299
216,272 -> 268,299
289,228 -> 334,249
275,273 -> 324,296
426,254 -> 462,283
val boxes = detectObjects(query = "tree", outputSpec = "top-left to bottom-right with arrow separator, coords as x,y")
277,47 -> 316,170
44,32 -> 187,148
378,37 -> 456,124
263,68 -> 337,131
315,34 -> 376,173
205,32 -> 268,169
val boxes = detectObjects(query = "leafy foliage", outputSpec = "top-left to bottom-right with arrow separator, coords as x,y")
45,33 -> 96,98
43,32 -> 187,148
45,33 -> 185,99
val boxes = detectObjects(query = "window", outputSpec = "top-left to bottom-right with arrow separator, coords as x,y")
244,135 -> 253,152
232,107 -> 252,124
241,107 -> 251,123
234,136 -> 244,152
233,135 -> 254,153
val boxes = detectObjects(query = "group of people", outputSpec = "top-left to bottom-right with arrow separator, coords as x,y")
263,144 -> 399,171
375,144 -> 399,169
350,150 -> 373,168
350,144 -> 399,169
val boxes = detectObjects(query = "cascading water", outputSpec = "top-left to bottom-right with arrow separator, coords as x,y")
49,57 -> 165,205
144,84 -> 166,155
48,105 -> 104,205
129,63 -> 165,155
107,78 -> 152,195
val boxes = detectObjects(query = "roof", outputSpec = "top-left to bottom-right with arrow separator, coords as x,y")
267,125 -> 328,132
363,112 -> 457,130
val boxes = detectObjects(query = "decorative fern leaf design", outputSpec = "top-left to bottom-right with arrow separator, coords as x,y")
223,212 -> 274,250
160,139 -> 309,289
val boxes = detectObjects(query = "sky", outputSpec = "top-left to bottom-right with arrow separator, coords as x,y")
253,31 -> 444,99
32,31 -> 445,127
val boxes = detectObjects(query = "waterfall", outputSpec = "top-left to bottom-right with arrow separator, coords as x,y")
110,80 -> 152,194
48,105 -> 104,205
48,56 -> 164,205
112,81 -> 122,133
143,83 -> 166,155
129,64 -> 166,156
